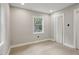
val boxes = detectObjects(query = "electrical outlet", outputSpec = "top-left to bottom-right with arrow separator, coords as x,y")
37,36 -> 39,38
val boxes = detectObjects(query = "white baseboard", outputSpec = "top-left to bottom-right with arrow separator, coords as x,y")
50,39 -> 56,41
10,39 -> 51,48
64,43 -> 74,48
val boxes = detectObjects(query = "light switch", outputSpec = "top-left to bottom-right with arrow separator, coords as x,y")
67,24 -> 70,27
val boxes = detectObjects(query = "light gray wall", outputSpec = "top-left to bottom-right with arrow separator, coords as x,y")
0,4 -> 10,55
51,4 -> 79,47
10,7 -> 51,46
0,4 -> 1,43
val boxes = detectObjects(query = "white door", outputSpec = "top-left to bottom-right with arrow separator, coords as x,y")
74,9 -> 79,49
76,13 -> 79,49
54,13 -> 64,44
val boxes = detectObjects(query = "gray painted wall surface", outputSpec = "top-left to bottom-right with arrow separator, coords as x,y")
10,7 -> 51,46
51,4 -> 79,47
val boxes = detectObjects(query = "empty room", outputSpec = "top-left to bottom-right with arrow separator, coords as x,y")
1,3 -> 79,55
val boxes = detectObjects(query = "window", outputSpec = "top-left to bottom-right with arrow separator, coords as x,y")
33,16 -> 44,34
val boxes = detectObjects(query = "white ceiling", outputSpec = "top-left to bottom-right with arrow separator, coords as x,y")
10,3 -> 74,14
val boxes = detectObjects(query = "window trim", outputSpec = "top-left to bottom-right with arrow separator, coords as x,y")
33,16 -> 44,34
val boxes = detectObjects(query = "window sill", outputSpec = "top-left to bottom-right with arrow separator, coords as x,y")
33,32 -> 44,34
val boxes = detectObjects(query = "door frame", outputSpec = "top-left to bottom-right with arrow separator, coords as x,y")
73,8 -> 79,49
54,13 -> 64,44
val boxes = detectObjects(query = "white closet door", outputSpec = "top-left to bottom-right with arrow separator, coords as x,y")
54,13 -> 64,44
57,15 -> 63,43
55,16 -> 59,43
75,11 -> 79,49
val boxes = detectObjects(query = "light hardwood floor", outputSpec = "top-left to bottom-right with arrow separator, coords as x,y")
10,40 -> 79,55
